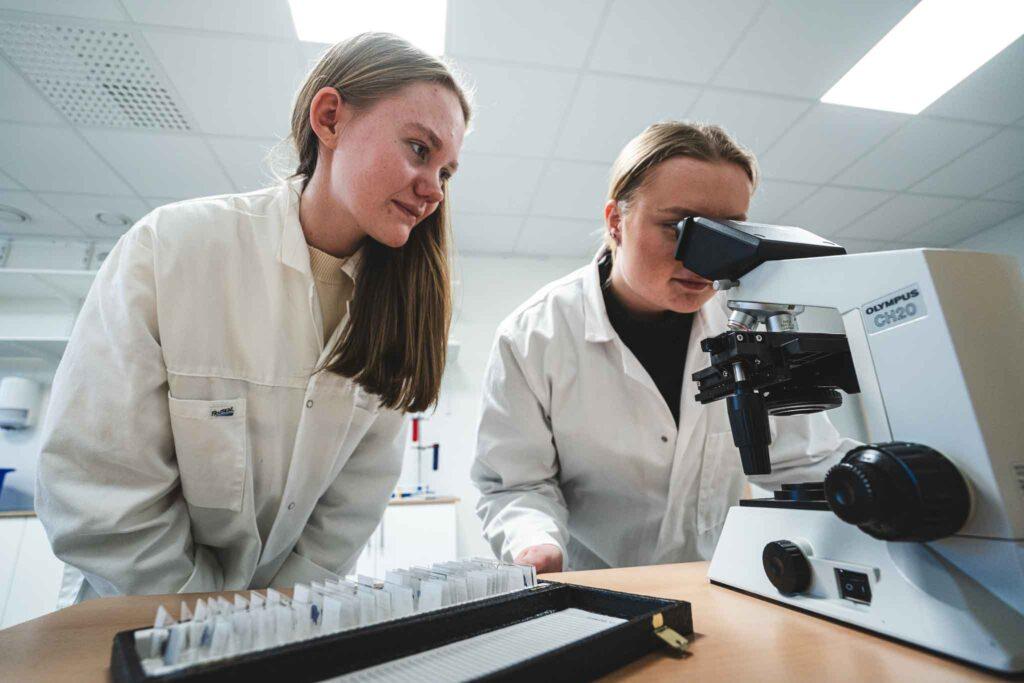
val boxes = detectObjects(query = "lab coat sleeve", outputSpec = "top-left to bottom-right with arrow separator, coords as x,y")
271,408 -> 406,588
471,331 -> 570,563
749,412 -> 862,488
35,222 -> 223,597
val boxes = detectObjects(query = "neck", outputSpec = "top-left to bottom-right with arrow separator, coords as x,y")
608,257 -> 666,321
299,165 -> 365,258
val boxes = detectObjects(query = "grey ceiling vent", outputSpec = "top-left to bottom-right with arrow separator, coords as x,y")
0,19 -> 191,130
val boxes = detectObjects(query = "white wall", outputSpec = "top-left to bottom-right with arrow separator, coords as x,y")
414,254 -> 589,558
955,213 -> 1024,271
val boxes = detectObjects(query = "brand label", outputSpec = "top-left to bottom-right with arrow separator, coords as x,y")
862,283 -> 927,334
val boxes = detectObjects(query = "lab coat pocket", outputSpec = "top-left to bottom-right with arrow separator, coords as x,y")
167,395 -> 247,512
697,431 -> 744,534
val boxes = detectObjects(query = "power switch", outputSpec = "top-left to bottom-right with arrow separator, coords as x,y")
835,568 -> 872,604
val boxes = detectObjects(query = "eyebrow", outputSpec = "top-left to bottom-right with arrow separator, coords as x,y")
408,123 -> 459,173
657,206 -> 747,221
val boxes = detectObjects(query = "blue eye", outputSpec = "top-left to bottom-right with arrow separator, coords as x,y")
410,141 -> 428,160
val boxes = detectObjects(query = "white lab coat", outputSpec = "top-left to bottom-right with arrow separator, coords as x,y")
35,179 -> 405,602
472,256 -> 859,570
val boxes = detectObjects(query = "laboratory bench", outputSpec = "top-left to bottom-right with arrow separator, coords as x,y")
0,561 -> 1001,682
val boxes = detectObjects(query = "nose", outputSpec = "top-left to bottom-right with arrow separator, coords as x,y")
415,173 -> 445,205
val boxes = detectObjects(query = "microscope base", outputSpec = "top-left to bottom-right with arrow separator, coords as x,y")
708,505 -> 1024,673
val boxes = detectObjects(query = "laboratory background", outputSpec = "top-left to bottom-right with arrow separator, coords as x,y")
0,0 -> 1020,642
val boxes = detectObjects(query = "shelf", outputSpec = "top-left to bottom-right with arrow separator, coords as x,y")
0,337 -> 69,361
0,269 -> 96,303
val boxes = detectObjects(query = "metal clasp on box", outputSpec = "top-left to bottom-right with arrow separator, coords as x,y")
652,612 -> 689,653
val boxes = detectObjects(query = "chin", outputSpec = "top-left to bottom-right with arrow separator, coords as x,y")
374,226 -> 413,249
666,293 -> 709,314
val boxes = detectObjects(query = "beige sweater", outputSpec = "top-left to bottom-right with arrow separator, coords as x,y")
307,244 -> 357,344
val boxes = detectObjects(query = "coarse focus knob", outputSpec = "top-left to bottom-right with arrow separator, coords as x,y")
824,442 -> 970,542
762,540 -> 811,595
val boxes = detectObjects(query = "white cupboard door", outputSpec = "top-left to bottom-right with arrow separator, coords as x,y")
2,518 -> 64,628
0,518 -> 27,623
380,504 -> 456,572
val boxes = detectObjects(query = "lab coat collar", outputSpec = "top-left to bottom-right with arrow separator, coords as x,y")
278,176 -> 312,277
279,176 -> 365,285
582,248 -> 617,343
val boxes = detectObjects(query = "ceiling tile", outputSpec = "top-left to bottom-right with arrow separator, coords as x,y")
984,172 -> 1024,202
531,161 -> 609,220
839,194 -> 965,242
924,36 -> 1024,125
81,129 -> 235,197
208,137 -> 293,193
555,74 -> 700,163
144,30 -> 307,138
838,238 -> 910,254
589,0 -> 763,83
0,0 -> 125,20
0,190 -> 83,237
760,104 -> 906,182
0,169 -> 19,189
906,200 -> 1024,246
516,216 -> 601,257
122,0 -> 298,39
447,0 -> 601,68
686,90 -> 809,155
749,180 -> 818,223
0,123 -> 132,195
36,192 -> 150,238
145,197 -> 185,210
447,154 -> 545,215
781,185 -> 893,236
452,213 -> 522,254
834,118 -> 996,191
910,128 -> 1024,198
0,58 -> 62,124
713,0 -> 916,98
455,59 -> 577,157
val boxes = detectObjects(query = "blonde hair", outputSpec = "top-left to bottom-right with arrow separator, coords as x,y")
605,121 -> 759,253
289,33 -> 472,413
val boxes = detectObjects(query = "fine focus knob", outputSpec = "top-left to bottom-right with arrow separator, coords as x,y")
824,442 -> 970,542
762,540 -> 811,595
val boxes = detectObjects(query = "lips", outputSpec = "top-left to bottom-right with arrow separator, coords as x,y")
672,277 -> 711,291
392,200 -> 421,221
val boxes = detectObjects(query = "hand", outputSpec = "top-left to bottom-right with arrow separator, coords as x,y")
515,544 -> 563,574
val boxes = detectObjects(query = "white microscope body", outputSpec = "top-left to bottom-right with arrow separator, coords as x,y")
704,247 -> 1024,672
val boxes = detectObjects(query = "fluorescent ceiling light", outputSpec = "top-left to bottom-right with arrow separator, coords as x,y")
287,0 -> 447,55
821,0 -> 1024,114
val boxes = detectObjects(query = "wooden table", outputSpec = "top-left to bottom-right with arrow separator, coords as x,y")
0,562 -> 1002,682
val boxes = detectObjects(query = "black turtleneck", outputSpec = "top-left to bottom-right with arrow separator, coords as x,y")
600,254 -> 694,426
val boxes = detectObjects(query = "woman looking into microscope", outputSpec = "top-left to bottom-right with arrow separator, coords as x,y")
472,121 -> 858,573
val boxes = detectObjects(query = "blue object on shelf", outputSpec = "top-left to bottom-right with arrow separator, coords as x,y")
0,468 -> 14,498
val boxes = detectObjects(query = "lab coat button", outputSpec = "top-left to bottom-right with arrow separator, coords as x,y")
306,400 -> 314,408
661,436 -> 669,443
287,502 -> 296,511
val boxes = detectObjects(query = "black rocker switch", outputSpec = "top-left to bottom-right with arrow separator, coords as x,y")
835,568 -> 872,604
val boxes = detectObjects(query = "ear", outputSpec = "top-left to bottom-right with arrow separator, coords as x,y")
308,86 -> 352,150
604,199 -> 623,245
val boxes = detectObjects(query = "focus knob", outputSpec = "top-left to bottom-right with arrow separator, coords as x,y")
824,442 -> 970,542
762,540 -> 811,595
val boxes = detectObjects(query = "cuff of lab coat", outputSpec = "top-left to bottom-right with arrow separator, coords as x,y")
507,532 -> 565,565
270,551 -> 341,589
178,545 -> 223,594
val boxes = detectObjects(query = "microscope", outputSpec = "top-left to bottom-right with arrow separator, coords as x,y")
677,217 -> 1024,672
